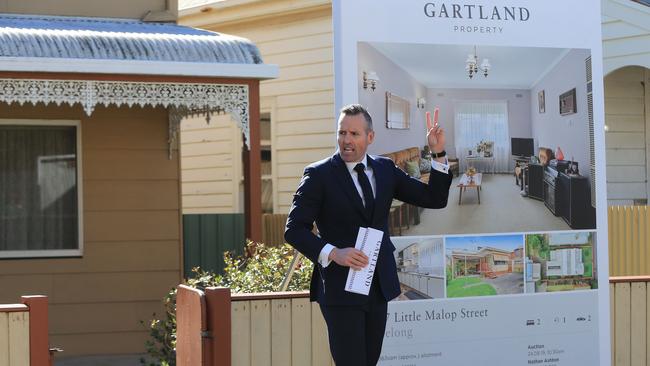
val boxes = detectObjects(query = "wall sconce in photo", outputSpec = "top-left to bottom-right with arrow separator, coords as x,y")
416,97 -> 426,109
362,71 -> 379,91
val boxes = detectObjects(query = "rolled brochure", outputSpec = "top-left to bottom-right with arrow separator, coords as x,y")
344,227 -> 384,295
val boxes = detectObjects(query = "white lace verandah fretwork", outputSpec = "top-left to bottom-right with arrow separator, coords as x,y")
0,78 -> 251,149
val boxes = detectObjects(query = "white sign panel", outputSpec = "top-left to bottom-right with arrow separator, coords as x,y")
334,0 -> 609,364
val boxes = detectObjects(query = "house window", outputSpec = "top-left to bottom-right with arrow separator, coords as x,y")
0,120 -> 82,258
453,101 -> 510,173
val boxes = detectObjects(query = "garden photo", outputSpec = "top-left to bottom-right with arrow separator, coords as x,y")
525,231 -> 598,293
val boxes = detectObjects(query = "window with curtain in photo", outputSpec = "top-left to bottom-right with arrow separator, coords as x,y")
453,101 -> 510,173
0,123 -> 80,257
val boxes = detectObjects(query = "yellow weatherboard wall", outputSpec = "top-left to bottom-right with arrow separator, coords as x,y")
181,114 -> 244,214
0,104 -> 182,356
604,66 -> 650,205
180,0 -> 335,215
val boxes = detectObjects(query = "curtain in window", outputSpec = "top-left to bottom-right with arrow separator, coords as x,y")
0,125 -> 78,252
453,101 -> 511,173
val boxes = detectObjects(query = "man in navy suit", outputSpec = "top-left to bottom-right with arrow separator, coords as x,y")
285,104 -> 451,365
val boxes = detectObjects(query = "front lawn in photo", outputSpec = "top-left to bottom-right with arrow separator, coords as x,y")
447,276 -> 497,298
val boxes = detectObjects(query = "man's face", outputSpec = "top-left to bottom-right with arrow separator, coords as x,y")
337,113 -> 374,162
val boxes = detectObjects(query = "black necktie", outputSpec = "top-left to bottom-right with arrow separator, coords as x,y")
354,163 -> 374,217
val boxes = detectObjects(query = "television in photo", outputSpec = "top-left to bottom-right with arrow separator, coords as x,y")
511,137 -> 534,158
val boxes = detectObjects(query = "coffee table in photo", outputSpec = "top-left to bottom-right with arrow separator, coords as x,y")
458,173 -> 482,205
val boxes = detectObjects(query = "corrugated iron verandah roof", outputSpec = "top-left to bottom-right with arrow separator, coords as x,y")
0,13 -> 262,64
0,14 -> 278,151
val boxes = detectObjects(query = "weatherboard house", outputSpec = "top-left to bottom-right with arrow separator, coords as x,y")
449,246 -> 521,279
0,14 -> 276,358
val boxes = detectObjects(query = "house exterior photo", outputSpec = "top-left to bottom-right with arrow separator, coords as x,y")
448,246 -> 521,278
547,248 -> 585,277
546,232 -> 592,277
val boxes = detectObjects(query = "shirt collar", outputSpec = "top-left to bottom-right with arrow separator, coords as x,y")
344,155 -> 368,174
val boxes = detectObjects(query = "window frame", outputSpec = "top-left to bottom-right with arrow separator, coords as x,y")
0,119 -> 84,259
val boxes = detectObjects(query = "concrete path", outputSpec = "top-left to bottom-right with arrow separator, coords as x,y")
484,273 -> 524,294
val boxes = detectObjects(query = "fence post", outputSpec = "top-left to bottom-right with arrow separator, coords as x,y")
176,285 -> 207,366
204,288 -> 232,366
21,295 -> 49,366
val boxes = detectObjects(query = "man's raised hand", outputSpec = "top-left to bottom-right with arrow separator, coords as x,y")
426,109 -> 446,154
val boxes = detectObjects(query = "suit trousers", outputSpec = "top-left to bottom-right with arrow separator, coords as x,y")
319,276 -> 388,366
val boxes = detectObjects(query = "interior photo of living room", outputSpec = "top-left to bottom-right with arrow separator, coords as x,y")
357,42 -> 597,236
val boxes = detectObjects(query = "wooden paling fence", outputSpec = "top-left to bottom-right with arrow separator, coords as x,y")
262,213 -> 288,247
610,276 -> 650,366
178,277 -> 650,366
0,296 -> 53,366
609,206 -> 650,276
176,285 -> 332,366
0,303 -> 29,366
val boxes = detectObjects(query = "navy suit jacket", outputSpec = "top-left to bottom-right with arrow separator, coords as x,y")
285,152 -> 452,306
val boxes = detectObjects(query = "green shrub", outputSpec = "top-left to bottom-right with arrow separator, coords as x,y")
141,241 -> 312,366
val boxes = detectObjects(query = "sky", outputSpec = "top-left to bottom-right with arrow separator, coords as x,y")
446,234 -> 524,252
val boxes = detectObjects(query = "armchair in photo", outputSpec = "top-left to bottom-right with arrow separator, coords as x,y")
381,146 -> 426,235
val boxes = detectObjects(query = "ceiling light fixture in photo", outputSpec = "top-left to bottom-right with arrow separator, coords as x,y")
465,46 -> 491,79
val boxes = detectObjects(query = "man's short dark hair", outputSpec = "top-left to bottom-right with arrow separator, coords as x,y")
339,104 -> 373,132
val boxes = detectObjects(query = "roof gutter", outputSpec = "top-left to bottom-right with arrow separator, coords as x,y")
0,57 -> 278,79
179,0 -> 262,17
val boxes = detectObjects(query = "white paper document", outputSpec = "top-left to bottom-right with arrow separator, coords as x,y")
345,227 -> 384,295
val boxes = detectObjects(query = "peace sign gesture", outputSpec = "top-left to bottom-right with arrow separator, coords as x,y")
426,108 -> 446,154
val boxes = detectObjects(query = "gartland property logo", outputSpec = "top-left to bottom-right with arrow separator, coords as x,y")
422,2 -> 531,34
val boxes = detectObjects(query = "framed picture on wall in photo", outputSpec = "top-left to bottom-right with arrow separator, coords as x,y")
538,90 -> 545,113
385,91 -> 410,129
559,88 -> 577,115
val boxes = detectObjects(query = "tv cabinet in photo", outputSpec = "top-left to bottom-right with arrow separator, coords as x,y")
526,163 -> 544,200
557,173 -> 596,229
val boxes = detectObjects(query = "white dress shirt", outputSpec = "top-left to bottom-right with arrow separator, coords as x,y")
318,154 -> 449,267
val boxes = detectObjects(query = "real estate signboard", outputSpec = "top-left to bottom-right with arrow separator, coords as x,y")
333,0 -> 609,364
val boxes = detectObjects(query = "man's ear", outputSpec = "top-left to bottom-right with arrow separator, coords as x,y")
367,130 -> 375,144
